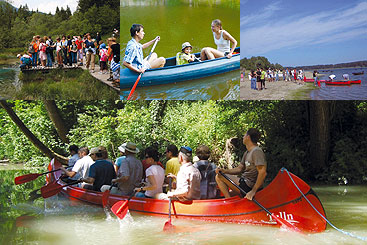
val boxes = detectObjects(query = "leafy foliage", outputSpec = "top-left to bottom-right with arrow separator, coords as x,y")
241,56 -> 284,72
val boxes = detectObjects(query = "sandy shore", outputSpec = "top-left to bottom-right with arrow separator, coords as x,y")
240,71 -> 318,100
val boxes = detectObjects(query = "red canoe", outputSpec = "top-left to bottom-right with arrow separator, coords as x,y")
47,159 -> 327,233
350,80 -> 361,84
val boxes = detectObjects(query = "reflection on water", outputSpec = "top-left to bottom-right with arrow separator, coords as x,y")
310,68 -> 367,100
120,70 -> 240,100
1,166 -> 367,244
120,1 -> 240,99
0,65 -> 21,99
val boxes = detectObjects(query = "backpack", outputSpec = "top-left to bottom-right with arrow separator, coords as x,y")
28,44 -> 35,54
196,161 -> 217,199
40,43 -> 46,52
100,49 -> 108,62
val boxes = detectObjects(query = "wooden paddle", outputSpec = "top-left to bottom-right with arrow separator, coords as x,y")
14,166 -> 73,185
127,38 -> 159,100
110,190 -> 137,219
40,180 -> 81,198
102,183 -> 117,208
163,177 -> 175,232
219,171 -> 302,233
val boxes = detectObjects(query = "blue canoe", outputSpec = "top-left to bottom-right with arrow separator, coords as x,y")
120,47 -> 240,89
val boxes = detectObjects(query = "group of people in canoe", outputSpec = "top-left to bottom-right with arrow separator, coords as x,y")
242,68 -> 308,90
17,32 -> 120,86
60,128 -> 267,201
122,19 -> 238,75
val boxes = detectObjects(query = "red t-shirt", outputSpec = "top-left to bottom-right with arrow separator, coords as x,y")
75,40 -> 83,50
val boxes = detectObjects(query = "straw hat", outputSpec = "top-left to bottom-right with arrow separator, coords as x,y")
120,142 -> 139,154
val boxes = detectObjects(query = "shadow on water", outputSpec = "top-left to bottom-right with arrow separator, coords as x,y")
120,70 -> 240,100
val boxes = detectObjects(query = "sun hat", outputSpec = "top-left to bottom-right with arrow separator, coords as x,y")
17,54 -> 21,58
118,143 -> 126,153
120,142 -> 140,154
181,42 -> 192,51
89,147 -> 102,155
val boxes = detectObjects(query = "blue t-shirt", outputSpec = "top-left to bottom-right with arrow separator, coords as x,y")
123,38 -> 144,69
115,156 -> 126,168
89,159 -> 116,191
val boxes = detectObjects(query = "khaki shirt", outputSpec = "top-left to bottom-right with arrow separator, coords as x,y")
240,146 -> 266,188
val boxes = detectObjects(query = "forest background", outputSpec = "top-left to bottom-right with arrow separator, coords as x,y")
0,100 -> 366,185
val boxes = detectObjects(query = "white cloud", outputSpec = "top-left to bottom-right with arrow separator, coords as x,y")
241,0 -> 282,28
11,0 -> 78,14
241,1 -> 367,56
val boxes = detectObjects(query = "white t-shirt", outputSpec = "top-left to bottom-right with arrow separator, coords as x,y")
72,155 -> 94,179
145,165 -> 165,197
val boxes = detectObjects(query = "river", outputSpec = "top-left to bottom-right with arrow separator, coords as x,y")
120,0 -> 240,100
310,67 -> 367,100
1,166 -> 366,244
0,64 -> 21,99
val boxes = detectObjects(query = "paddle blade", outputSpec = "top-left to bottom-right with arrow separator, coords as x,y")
163,221 -> 175,232
102,190 -> 110,208
127,74 -> 142,100
14,173 -> 41,185
271,213 -> 302,233
40,182 -> 63,198
111,200 -> 129,219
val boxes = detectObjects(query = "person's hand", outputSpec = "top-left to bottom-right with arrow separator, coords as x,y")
245,189 -> 256,200
139,67 -> 146,74
215,168 -> 224,174
155,36 -> 160,42
111,178 -> 117,184
134,187 -> 143,192
167,173 -> 176,179
226,52 -> 233,59
167,191 -> 174,198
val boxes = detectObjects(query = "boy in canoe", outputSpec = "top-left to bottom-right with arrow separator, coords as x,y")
176,42 -> 196,65
123,24 -> 166,74
215,128 -> 267,200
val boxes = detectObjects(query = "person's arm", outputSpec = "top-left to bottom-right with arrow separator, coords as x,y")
215,164 -> 244,175
81,177 -> 95,184
135,175 -> 156,192
142,36 -> 160,49
123,60 -> 145,74
245,165 -> 267,200
222,30 -> 237,58
60,166 -> 77,178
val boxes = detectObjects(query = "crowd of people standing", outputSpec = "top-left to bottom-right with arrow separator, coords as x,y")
18,32 -> 120,86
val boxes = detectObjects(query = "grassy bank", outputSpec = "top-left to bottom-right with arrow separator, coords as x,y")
13,69 -> 119,100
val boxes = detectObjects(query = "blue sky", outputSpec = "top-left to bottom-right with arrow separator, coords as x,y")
241,0 -> 367,66
11,0 -> 77,14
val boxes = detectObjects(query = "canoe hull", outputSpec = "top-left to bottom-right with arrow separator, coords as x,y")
48,159 -> 326,233
120,48 -> 240,89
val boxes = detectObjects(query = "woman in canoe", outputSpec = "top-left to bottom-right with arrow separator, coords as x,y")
200,19 -> 237,61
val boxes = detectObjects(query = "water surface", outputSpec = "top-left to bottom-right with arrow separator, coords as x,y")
310,67 -> 367,100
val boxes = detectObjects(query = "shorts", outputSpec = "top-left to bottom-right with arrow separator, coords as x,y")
113,67 -> 120,80
238,178 -> 252,194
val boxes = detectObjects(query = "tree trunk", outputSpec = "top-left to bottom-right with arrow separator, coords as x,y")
43,100 -> 69,144
224,137 -> 246,169
309,101 -> 335,177
0,101 -> 68,164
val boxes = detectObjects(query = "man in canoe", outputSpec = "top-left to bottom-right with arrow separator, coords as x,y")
123,24 -> 166,74
101,142 -> 143,195
60,147 -> 94,188
215,128 -> 267,200
80,147 -> 116,191
156,146 -> 201,201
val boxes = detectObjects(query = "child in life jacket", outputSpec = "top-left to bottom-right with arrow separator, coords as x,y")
176,42 -> 196,66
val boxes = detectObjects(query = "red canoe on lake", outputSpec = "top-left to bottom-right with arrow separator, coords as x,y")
47,159 -> 327,233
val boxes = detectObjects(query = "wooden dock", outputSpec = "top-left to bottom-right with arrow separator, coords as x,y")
21,64 -> 120,92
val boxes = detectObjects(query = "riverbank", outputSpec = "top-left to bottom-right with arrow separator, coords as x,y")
240,71 -> 319,100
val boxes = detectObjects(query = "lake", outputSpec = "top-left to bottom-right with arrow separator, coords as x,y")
1,166 -> 366,244
310,67 -> 367,100
0,64 -> 21,99
120,0 -> 240,100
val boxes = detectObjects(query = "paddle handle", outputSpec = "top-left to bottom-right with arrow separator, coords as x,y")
126,38 -> 159,100
168,178 -> 172,221
116,190 -> 136,214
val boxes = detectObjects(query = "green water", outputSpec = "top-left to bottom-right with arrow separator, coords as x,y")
1,166 -> 366,244
120,0 -> 240,99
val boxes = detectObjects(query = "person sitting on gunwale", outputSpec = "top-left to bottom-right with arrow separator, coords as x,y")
101,142 -> 143,195
156,146 -> 201,201
60,147 -> 94,188
200,19 -> 237,61
215,128 -> 267,200
176,42 -> 196,65
135,147 -> 165,198
123,24 -> 166,74
80,147 -> 116,191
